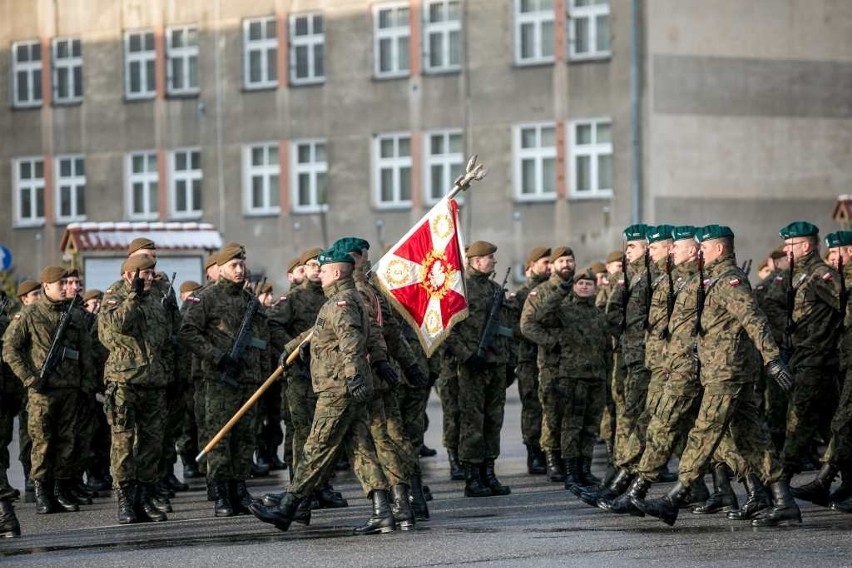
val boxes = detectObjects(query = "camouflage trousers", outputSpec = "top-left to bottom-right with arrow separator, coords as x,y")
70,395 -> 106,477
516,361 -> 542,448
19,406 -> 31,478
289,391 -> 388,499
617,369 -> 667,469
763,369 -> 789,452
457,363 -> 506,464
397,384 -> 430,476
782,366 -> 838,471
281,379 -> 293,467
0,393 -> 23,492
822,367 -> 852,465
205,381 -> 258,481
437,365 -> 460,452
176,380 -> 200,464
287,372 -> 317,471
28,389 -> 81,482
540,375 -> 605,459
677,383 -> 783,486
193,379 -> 207,472
256,379 -> 284,460
612,363 -> 650,467
160,381 -> 185,478
105,383 -> 165,486
369,389 -> 413,486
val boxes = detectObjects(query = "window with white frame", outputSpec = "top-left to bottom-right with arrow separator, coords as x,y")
290,13 -> 325,85
14,158 -> 45,226
424,130 -> 463,204
170,149 -> 202,218
291,140 -> 328,213
568,0 -> 611,60
166,25 -> 199,96
514,0 -> 554,65
127,151 -> 159,220
243,17 -> 277,89
570,119 -> 612,198
12,40 -> 43,108
125,31 -> 156,99
423,0 -> 461,73
243,143 -> 280,215
374,133 -> 412,208
374,3 -> 410,78
55,155 -> 86,222
514,123 -> 556,200
52,38 -> 83,104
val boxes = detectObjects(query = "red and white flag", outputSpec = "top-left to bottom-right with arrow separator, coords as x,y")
373,196 -> 468,357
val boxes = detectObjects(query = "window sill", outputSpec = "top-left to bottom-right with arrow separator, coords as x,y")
512,59 -> 555,69
373,72 -> 410,81
124,94 -> 157,103
291,206 -> 329,215
242,83 -> 278,93
568,192 -> 613,201
13,219 -> 46,229
12,102 -> 43,111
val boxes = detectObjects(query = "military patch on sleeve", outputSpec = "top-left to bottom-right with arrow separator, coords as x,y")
106,300 -> 118,306
617,280 -> 625,287
823,272 -> 833,281
336,300 -> 348,307
755,285 -> 765,290
729,278 -> 741,287
774,276 -> 784,283
529,291 -> 537,297
508,292 -> 517,299
186,296 -> 201,304
279,296 -> 288,303
13,314 -> 21,320
105,288 -> 112,294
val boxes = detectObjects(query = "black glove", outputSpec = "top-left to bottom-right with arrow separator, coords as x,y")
464,353 -> 487,371
373,360 -> 399,387
405,364 -> 429,389
346,373 -> 371,402
217,353 -> 242,387
505,365 -> 516,388
131,269 -> 144,296
766,359 -> 794,393
299,341 -> 311,363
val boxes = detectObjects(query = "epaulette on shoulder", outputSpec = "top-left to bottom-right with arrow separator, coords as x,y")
822,271 -> 834,281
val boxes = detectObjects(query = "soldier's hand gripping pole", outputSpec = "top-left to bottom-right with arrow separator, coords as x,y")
195,331 -> 313,463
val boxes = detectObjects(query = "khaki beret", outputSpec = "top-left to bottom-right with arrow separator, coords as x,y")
467,240 -> 497,257
40,265 -> 67,284
769,247 -> 786,260
526,246 -> 551,266
573,269 -> 596,284
549,246 -> 574,262
204,253 -> 220,270
259,282 -> 273,295
217,243 -> 246,266
605,250 -> 623,264
299,247 -> 324,265
286,257 -> 302,274
180,280 -> 202,294
122,254 -> 156,274
16,279 -> 41,297
83,289 -> 103,302
65,268 -> 79,278
128,237 -> 157,256
589,261 -> 607,275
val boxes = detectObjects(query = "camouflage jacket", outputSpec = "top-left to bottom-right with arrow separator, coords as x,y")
660,260 -> 700,392
446,268 -> 511,365
267,279 -> 325,353
178,278 -> 270,385
555,294 -> 610,379
519,272 -> 571,372
644,258 -> 670,373
595,277 -> 615,310
695,254 -> 780,390
838,263 -> 852,370
0,312 -> 23,397
356,265 -> 416,370
98,279 -> 171,386
509,273 -> 548,364
789,251 -> 841,369
606,258 -> 653,368
755,269 -> 789,345
2,296 -> 95,392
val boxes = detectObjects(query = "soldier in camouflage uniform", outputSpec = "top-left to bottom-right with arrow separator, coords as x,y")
0,286 -> 28,501
777,222 -> 842,476
79,289 -> 111,493
632,225 -> 800,528
13,281 -> 40,497
99,254 -> 172,523
508,246 -> 550,475
250,248 -> 400,535
3,266 -> 95,515
175,280 -> 203,479
520,246 -> 575,482
436,345 -> 462,479
597,251 -> 623,465
446,240 -> 513,498
179,243 -> 271,518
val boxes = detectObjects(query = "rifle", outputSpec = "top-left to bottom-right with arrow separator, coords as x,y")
162,271 -> 177,311
838,255 -> 847,334
475,267 -> 512,359
34,295 -> 80,393
741,259 -> 753,278
692,250 -> 706,337
0,294 -> 8,315
660,253 -> 675,339
220,295 -> 267,388
781,252 -> 795,364
619,250 -> 630,332
641,249 -> 652,330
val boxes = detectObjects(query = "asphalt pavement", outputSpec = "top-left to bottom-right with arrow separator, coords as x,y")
2,389 -> 852,567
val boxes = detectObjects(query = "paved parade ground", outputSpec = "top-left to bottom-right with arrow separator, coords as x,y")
2,392 -> 852,567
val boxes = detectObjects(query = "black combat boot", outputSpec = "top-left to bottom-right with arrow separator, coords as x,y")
353,490 -> 396,535
420,444 -> 438,457
685,478 -> 711,508
409,474 -> 430,521
390,484 -> 416,530
250,456 -> 270,478
214,479 -> 234,517
137,483 -> 167,522
578,468 -> 631,508
269,451 -> 287,471
255,451 -> 272,472
607,476 -> 650,516
181,455 -> 202,479
563,458 -> 582,494
693,464 -> 738,514
206,478 -> 216,501
67,479 -> 93,505
545,451 -> 565,482
830,461 -> 852,504
482,460 -> 511,496
751,480 -> 802,527
262,491 -> 285,507
659,462 -> 679,483
448,449 -> 464,481
632,481 -> 689,526
293,497 -> 312,526
727,474 -> 771,520
579,457 -> 602,486
0,499 -> 20,538
54,480 -> 80,512
116,484 -> 137,525
316,483 -> 348,508
790,462 -> 837,507
150,483 -> 173,513
86,469 -> 111,491
33,480 -> 53,514
526,445 -> 547,475
164,471 -> 189,493
230,480 -> 257,515
250,491 -> 302,531
463,462 -> 492,498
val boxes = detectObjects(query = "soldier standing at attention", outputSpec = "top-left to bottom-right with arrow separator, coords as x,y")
13,280 -> 40,498
175,280 -> 204,480
447,241 -> 513,498
99,254 -> 171,524
180,243 -> 270,518
3,266 -> 95,515
508,246 -> 551,476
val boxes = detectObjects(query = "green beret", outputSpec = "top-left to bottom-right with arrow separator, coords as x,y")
825,231 -> 852,248
467,240 -> 498,257
39,265 -> 67,284
217,243 -> 246,266
671,225 -> 697,242
16,279 -> 41,297
332,237 -> 370,254
299,247 -> 325,265
646,224 -> 676,244
695,224 -> 735,243
526,246 -> 551,266
549,246 -> 574,262
623,223 -> 649,241
317,247 -> 356,266
122,254 -> 157,273
779,221 -> 819,240
128,237 -> 156,256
